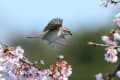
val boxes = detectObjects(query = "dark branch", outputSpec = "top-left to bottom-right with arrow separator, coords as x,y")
111,63 -> 120,77
111,0 -> 120,4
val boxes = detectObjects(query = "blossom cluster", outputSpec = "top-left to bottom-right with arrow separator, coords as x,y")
0,43 -> 72,80
95,15 -> 120,79
101,13 -> 120,63
102,35 -> 118,63
91,0 -> 120,80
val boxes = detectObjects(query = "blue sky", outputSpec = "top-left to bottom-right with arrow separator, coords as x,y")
0,0 -> 117,41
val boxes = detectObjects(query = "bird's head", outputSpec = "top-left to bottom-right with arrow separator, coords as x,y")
60,27 -> 72,36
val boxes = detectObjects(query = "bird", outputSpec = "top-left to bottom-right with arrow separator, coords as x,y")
27,18 -> 72,46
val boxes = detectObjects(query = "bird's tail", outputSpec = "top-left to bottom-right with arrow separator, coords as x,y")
27,35 -> 42,38
27,32 -> 48,39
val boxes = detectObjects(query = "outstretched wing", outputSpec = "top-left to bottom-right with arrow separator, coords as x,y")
43,18 -> 63,31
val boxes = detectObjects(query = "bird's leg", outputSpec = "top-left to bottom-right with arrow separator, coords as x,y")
48,41 -> 55,48
51,44 -> 55,48
48,41 -> 52,48
52,42 -> 55,48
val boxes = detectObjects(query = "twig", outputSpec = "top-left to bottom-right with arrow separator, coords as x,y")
88,42 -> 120,48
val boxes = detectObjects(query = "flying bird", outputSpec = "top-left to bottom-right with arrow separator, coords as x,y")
27,18 -> 72,46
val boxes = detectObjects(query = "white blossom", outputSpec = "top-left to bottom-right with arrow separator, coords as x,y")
114,30 -> 120,41
117,70 -> 120,78
96,73 -> 104,80
57,55 -> 64,59
113,12 -> 120,26
102,35 -> 117,46
104,48 -> 118,63
40,60 -> 45,65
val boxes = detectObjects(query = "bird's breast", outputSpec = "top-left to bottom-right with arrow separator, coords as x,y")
43,30 -> 59,41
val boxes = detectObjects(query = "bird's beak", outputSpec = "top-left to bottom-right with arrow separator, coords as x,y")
69,32 -> 72,35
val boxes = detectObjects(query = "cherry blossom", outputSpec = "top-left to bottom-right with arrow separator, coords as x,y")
0,43 -> 72,80
40,60 -> 45,65
117,70 -> 120,78
88,0 -> 120,79
113,12 -> 120,26
96,73 -> 104,80
114,30 -> 120,41
104,48 -> 118,63
102,35 -> 117,46
57,55 -> 64,60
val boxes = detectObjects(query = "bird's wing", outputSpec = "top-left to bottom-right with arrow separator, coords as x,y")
54,38 -> 68,46
43,18 -> 63,31
54,35 -> 67,46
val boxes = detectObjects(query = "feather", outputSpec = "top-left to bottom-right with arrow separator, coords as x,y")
43,18 -> 63,31
54,39 -> 68,46
27,35 -> 41,38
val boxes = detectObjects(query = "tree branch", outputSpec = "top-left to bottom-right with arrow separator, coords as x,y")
88,41 -> 120,48
111,63 -> 120,77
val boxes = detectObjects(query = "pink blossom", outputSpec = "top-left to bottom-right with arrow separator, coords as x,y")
114,30 -> 120,41
96,73 -> 104,80
60,61 -> 67,66
117,70 -> 120,78
0,45 -> 72,80
102,35 -> 117,46
57,55 -> 64,60
116,70 -> 120,78
40,60 -> 45,65
104,48 -> 118,63
113,12 -> 120,26
9,46 -> 24,59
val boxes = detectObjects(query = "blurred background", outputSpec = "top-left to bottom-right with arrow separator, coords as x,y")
0,0 -> 120,79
